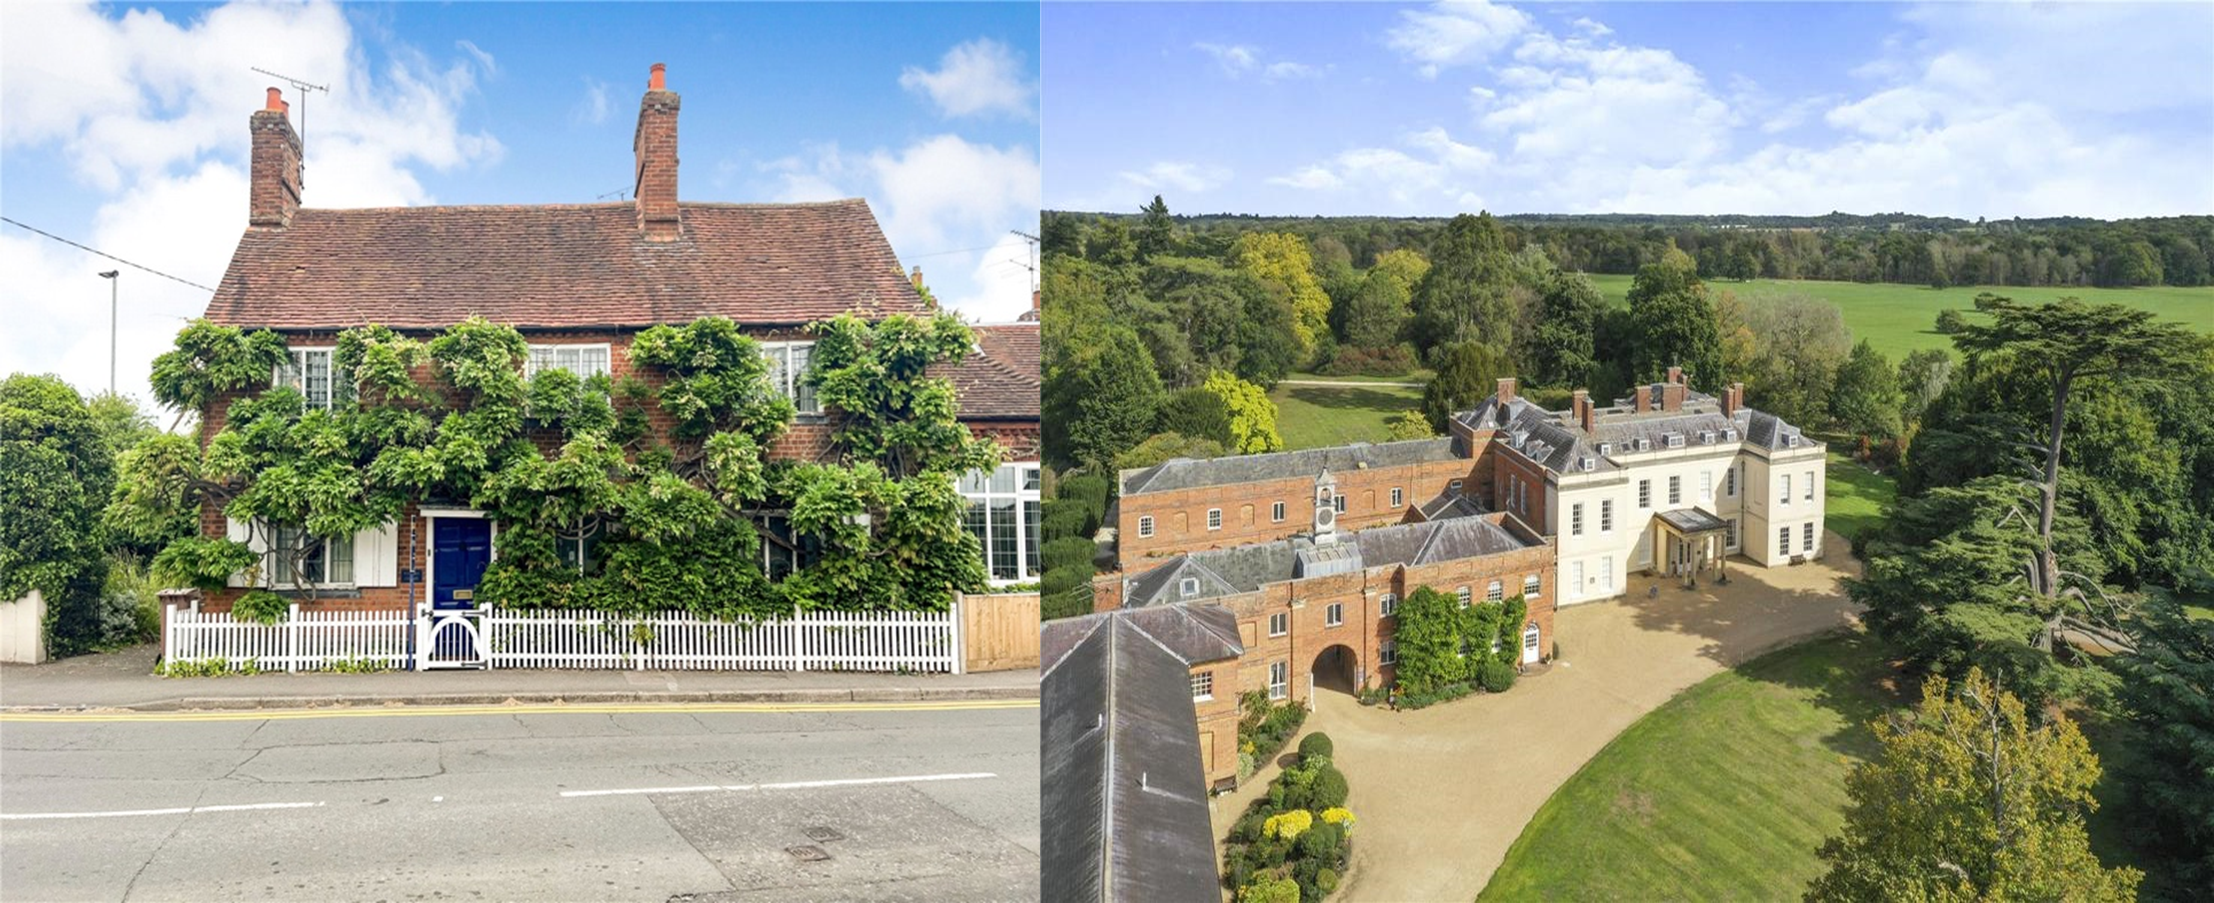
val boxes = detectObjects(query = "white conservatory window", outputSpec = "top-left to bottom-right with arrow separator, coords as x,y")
961,463 -> 1042,584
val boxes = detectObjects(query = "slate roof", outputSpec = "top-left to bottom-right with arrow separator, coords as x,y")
1455,390 -> 1816,474
1416,491 -> 1488,522
203,200 -> 926,330
1121,514 -> 1537,608
934,323 -> 1039,421
1657,507 -> 1729,534
1120,437 -> 1461,496
1041,605 -> 1242,903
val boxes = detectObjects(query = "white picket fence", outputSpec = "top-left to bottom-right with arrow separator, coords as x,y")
164,602 -> 961,674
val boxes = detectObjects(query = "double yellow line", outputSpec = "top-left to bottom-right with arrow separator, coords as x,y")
0,698 -> 1037,723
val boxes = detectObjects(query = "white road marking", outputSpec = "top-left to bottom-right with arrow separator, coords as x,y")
1,801 -> 324,821
558,771 -> 997,799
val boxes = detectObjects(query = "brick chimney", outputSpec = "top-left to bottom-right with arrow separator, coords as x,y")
1666,365 -> 1684,385
1662,381 -> 1688,412
1495,377 -> 1517,407
1572,389 -> 1594,433
1723,381 -> 1744,417
1032,288 -> 1041,313
633,63 -> 681,241
248,87 -> 302,228
911,266 -> 924,290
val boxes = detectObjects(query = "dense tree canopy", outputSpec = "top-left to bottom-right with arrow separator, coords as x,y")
0,375 -> 115,654
1624,258 -> 1723,390
1420,341 -> 1514,432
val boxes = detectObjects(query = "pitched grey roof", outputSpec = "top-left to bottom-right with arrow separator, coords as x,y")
1120,437 -> 1460,496
1041,606 -> 1242,903
1416,491 -> 1488,522
1742,409 -> 1815,451
1457,391 -> 1813,473
1122,515 -> 1537,607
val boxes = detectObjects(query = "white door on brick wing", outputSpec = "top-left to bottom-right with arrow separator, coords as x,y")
1522,623 -> 1541,664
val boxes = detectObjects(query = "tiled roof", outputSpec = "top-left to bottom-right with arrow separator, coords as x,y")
1041,605 -> 1241,903
934,323 -> 1039,421
1120,437 -> 1462,496
1121,513 -> 1536,607
203,200 -> 926,329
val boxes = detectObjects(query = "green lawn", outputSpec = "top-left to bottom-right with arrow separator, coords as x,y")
1478,630 -> 1900,902
1584,274 -> 2214,353
1824,450 -> 1897,542
1284,368 -> 1433,385
1480,629 -> 2180,902
1268,382 -> 1423,451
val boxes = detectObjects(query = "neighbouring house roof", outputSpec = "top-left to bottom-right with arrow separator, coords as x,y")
1120,513 -> 1537,608
934,323 -> 1040,421
1120,437 -> 1462,496
203,200 -> 926,330
1041,605 -> 1242,903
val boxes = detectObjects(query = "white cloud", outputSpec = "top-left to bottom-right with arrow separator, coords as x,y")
899,37 -> 1034,119
1118,161 -> 1232,194
569,78 -> 610,126
1386,0 -> 1534,78
1569,17 -> 1611,38
1269,166 -> 1343,191
455,39 -> 497,77
950,231 -> 1038,324
0,0 -> 501,410
1196,42 -> 1323,81
1266,127 -> 1492,212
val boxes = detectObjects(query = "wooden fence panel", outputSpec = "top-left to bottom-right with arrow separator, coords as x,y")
960,592 -> 1040,673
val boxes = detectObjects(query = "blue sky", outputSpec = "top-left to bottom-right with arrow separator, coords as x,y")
2,1 -> 1039,411
1044,1 -> 2214,219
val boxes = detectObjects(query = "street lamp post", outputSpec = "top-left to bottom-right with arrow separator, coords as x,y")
98,270 -> 119,395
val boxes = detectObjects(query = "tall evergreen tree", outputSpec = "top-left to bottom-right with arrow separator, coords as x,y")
1410,213 -> 1517,357
1624,260 -> 1722,390
1136,194 -> 1176,261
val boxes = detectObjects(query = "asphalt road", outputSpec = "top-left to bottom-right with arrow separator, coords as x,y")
0,701 -> 1039,902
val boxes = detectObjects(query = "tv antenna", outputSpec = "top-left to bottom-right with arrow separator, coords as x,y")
1009,229 -> 1040,290
250,66 -> 330,173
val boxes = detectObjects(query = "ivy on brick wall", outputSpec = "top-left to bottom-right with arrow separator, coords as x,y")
118,313 -> 996,616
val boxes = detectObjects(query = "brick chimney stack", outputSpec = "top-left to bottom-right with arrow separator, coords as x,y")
1666,365 -> 1684,385
1572,389 -> 1594,433
911,266 -> 924,289
1495,377 -> 1517,407
248,87 -> 302,228
1723,381 -> 1745,417
633,63 -> 682,241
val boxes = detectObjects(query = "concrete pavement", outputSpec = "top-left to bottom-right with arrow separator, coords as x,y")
1209,531 -> 1862,902
1,643 -> 1038,712
1,701 -> 1039,901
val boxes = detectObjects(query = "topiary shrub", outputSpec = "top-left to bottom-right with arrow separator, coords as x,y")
1237,876 -> 1300,903
231,590 -> 288,625
1309,764 -> 1350,809
1042,536 -> 1099,573
1316,868 -> 1340,894
1479,659 -> 1517,693
1298,820 -> 1343,860
1297,731 -> 1334,762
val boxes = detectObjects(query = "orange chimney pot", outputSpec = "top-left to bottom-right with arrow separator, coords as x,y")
648,62 -> 666,91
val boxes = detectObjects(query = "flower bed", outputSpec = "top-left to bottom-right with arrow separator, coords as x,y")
1223,731 -> 1356,902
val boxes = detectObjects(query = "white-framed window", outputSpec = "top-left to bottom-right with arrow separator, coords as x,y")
1700,471 -> 1713,503
1449,478 -> 1465,493
1804,522 -> 1817,552
525,343 -> 612,380
1179,577 -> 1200,599
1379,641 -> 1397,666
1486,579 -> 1503,602
1326,603 -> 1344,627
1725,466 -> 1737,497
268,522 -> 353,588
1206,508 -> 1222,531
1780,526 -> 1791,552
1570,560 -> 1585,596
960,463 -> 1041,583
1727,517 -> 1740,550
1457,586 -> 1473,607
1333,495 -> 1347,514
1191,670 -> 1214,702
1138,516 -> 1155,538
274,347 -> 350,411
1524,574 -> 1542,598
556,522 -> 603,574
1781,474 -> 1793,506
1380,592 -> 1398,617
1269,612 -> 1289,637
1600,499 -> 1614,533
1638,479 -> 1651,508
1599,556 -> 1614,592
1269,661 -> 1289,700
759,341 -> 820,415
1571,502 -> 1584,536
1515,478 -> 1528,513
1390,487 -> 1404,508
1668,475 -> 1682,506
1804,470 -> 1816,502
760,514 -> 822,581
1272,501 -> 1285,522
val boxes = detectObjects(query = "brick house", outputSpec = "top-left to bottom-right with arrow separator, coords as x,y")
193,65 -> 1038,612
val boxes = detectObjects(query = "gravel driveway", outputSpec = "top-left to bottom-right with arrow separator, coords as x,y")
1208,532 -> 1862,902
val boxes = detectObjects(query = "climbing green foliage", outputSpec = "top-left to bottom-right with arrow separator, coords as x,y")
128,311 -> 996,619
148,320 -> 289,416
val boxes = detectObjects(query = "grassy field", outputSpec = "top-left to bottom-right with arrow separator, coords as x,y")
1479,631 -> 1899,902
1284,369 -> 1433,385
1268,382 -> 1423,451
1479,630 -> 2178,902
1824,450 -> 1897,542
1584,274 -> 2214,354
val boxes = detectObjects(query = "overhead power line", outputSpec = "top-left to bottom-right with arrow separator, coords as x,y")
0,216 -> 218,293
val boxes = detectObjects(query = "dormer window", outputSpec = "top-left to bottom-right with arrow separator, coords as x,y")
1595,442 -> 1612,456
1634,438 -> 1650,452
1785,434 -> 1802,449
1699,430 -> 1715,445
1664,433 -> 1685,449
1723,428 -> 1739,442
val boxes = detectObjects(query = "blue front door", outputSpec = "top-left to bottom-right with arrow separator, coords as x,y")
432,518 -> 492,609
